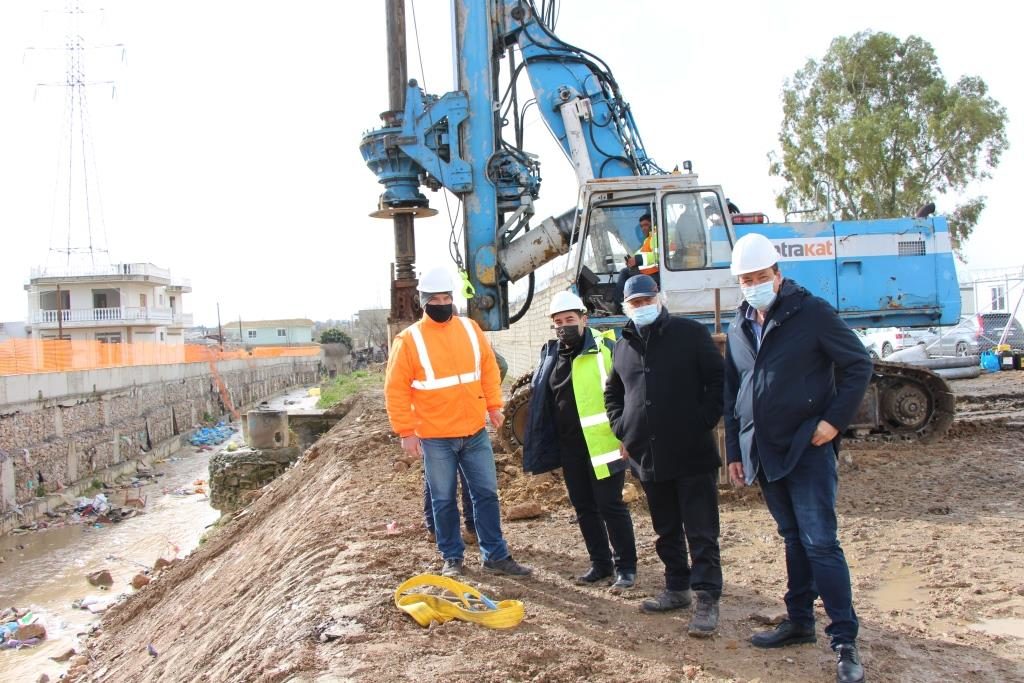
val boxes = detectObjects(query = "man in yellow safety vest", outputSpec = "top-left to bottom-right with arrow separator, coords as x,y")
522,290 -> 637,590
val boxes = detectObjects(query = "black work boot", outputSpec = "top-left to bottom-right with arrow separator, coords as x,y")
835,643 -> 865,683
750,620 -> 817,648
640,589 -> 692,613
687,591 -> 719,638
575,565 -> 613,585
482,556 -> 533,576
610,571 -> 636,591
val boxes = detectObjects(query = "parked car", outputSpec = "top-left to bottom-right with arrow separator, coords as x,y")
929,313 -> 1024,356
856,327 -> 936,358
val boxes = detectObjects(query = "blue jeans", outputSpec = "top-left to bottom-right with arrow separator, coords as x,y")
758,444 -> 858,646
423,467 -> 474,532
421,429 -> 509,563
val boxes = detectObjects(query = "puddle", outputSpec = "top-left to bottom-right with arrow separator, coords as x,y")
263,386 -> 320,412
0,441 -> 224,680
869,565 -> 926,612
971,618 -> 1024,638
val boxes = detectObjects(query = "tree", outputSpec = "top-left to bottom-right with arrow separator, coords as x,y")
319,328 -> 352,348
770,31 -> 1008,255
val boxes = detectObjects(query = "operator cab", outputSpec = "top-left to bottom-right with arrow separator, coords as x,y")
571,175 -> 743,324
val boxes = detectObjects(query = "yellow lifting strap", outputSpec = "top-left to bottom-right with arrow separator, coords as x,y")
393,573 -> 526,630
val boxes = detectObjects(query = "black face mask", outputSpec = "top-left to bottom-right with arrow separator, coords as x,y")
555,324 -> 583,347
424,303 -> 453,323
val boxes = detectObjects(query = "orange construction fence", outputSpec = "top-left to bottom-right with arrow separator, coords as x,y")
0,339 -> 321,377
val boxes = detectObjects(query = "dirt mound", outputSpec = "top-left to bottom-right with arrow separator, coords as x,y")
71,387 -> 1024,682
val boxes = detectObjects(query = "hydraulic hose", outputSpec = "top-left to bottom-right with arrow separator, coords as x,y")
509,271 -> 535,325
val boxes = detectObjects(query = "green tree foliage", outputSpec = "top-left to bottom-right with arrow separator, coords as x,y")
319,328 -> 352,348
770,31 -> 1008,255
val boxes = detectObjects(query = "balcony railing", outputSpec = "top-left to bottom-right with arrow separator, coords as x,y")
32,306 -> 175,325
171,312 -> 194,327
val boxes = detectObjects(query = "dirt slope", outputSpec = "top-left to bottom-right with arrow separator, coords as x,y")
71,376 -> 1024,682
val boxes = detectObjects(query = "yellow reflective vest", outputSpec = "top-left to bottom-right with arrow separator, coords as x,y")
571,328 -> 623,479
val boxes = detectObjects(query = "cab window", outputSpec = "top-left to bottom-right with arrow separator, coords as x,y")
662,191 -> 732,270
580,196 -> 655,277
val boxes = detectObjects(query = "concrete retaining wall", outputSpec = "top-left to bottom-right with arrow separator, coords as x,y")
208,445 -> 302,513
0,356 -> 319,519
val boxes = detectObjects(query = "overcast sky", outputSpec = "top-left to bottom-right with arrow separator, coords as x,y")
0,0 -> 1019,327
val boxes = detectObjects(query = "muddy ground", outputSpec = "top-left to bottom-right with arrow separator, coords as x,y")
69,371 -> 1024,682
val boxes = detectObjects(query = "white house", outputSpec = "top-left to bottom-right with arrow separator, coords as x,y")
24,263 -> 193,344
959,265 -> 1024,318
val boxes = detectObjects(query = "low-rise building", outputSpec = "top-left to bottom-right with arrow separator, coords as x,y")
24,263 -> 192,344
226,319 -> 314,346
0,321 -> 29,342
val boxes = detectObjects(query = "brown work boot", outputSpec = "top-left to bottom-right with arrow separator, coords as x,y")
462,525 -> 477,546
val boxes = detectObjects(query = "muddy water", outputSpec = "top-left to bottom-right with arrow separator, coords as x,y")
869,564 -> 925,612
0,441 -> 225,681
972,618 -> 1024,638
263,386 -> 321,412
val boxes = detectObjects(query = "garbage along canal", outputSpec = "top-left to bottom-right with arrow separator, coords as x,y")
0,437 -> 229,681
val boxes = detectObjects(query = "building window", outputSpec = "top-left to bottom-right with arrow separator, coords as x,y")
991,286 -> 1006,311
160,331 -> 165,341
139,293 -> 147,308
247,329 -> 257,339
277,328 -> 287,337
40,289 -> 71,311
96,333 -> 122,344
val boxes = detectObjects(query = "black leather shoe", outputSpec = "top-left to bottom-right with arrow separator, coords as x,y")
610,571 -> 636,590
575,565 -> 613,585
835,643 -> 865,683
750,620 -> 817,649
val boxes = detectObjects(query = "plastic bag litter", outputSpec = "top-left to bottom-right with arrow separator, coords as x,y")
189,424 -> 234,446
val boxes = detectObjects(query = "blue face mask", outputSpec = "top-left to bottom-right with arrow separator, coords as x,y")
627,303 -> 660,327
741,281 -> 777,311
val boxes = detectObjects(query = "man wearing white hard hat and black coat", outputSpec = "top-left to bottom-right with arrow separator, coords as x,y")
723,233 -> 872,683
522,290 -> 638,590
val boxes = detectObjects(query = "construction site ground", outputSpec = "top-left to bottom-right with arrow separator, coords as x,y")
69,371 -> 1024,682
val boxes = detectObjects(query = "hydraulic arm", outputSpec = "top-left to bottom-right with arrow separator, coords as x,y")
361,0 -> 657,332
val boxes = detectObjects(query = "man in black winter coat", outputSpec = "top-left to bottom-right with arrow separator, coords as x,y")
724,234 -> 871,683
604,274 -> 725,638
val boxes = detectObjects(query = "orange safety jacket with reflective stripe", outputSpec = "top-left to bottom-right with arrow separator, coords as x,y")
385,314 -> 504,439
636,231 -> 659,275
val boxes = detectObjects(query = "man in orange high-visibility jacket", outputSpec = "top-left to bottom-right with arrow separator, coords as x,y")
385,267 -> 533,579
614,212 -> 661,313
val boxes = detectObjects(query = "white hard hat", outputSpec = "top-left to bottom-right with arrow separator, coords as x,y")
730,233 -> 779,276
417,267 -> 456,293
549,290 -> 586,317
